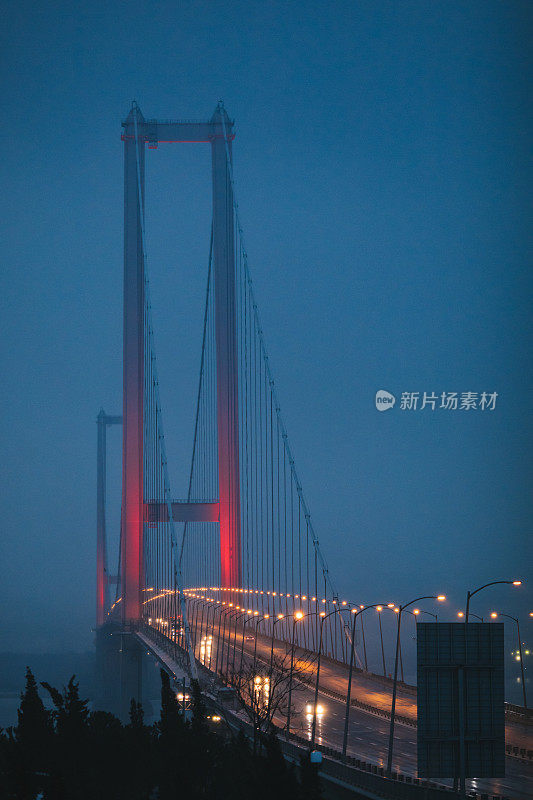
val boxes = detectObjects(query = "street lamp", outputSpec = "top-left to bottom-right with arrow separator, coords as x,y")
252,613 -> 270,676
264,613 -> 286,719
411,608 -> 437,623
465,580 -> 522,622
493,612 -> 528,709
376,606 -> 387,677
286,610 -> 305,735
215,605 -> 234,676
230,610 -> 249,674
206,601 -> 225,670
341,602 -> 392,760
386,594 -> 446,776
238,610 -> 258,674
310,609 -> 337,747
457,611 -> 483,622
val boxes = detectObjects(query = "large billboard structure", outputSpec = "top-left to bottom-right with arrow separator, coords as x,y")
417,622 -> 505,788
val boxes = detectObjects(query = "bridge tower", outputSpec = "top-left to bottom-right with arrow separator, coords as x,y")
120,102 -> 242,622
211,103 -> 241,591
97,103 -> 243,717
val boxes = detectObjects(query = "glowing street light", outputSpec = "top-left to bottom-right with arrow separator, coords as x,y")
310,609 -> 337,748
386,594 -> 446,776
286,611 -> 306,734
458,610 -> 483,622
341,602 -> 392,760
495,612 -> 528,709
465,580 -> 522,622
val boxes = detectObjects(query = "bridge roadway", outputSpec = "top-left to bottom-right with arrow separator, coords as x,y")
182,619 -> 533,800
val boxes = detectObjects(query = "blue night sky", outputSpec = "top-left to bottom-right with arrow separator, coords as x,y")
1,0 -> 531,670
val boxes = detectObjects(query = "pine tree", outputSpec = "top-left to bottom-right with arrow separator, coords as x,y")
16,667 -> 52,754
157,670 -> 187,800
42,674 -> 91,799
11,667 -> 53,798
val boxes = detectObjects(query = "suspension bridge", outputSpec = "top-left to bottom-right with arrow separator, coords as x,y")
95,103 -> 531,800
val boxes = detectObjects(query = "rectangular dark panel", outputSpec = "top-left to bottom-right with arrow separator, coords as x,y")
417,622 -> 504,779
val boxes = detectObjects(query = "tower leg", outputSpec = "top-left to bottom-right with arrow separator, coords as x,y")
211,105 -> 241,590
96,410 -> 107,626
95,624 -> 143,721
121,104 -> 145,624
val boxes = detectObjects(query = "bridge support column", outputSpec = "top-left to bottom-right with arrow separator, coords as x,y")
96,410 -> 107,627
121,103 -> 145,624
211,104 -> 241,591
95,624 -> 143,721
96,410 -> 122,626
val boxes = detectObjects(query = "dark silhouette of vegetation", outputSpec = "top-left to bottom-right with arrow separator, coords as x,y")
0,666 -> 322,799
220,649 -> 316,754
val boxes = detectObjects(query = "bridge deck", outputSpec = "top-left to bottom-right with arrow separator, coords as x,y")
140,623 -> 532,800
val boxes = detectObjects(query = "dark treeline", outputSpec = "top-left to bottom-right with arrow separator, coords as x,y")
0,667 -> 323,800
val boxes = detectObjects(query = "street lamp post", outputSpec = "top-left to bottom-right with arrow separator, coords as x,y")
405,608 -> 437,651
341,602 -> 391,760
239,610 -> 258,674
465,580 -> 522,622
376,606 -> 387,677
252,614 -> 270,676
386,595 -> 446,777
310,609 -> 337,748
208,601 -> 225,672
286,611 -> 305,735
266,613 -> 286,719
228,609 -> 244,673
230,610 -> 249,674
457,611 -> 482,622
215,605 -> 232,676
495,612 -> 527,709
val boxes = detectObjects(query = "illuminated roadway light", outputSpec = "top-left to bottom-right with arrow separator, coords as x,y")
457,612 -> 464,618
294,611 -> 304,620
376,606 -> 383,612
437,595 -> 446,601
387,603 -> 395,608
491,612 -> 498,618
513,581 -> 522,586
394,608 -> 400,613
413,609 -> 420,615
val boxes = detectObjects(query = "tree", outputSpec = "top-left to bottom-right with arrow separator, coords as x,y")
4,667 -> 53,799
156,669 -> 187,800
221,649 -> 315,753
41,675 -> 91,799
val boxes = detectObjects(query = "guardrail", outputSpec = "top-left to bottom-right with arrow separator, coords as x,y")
137,623 -> 529,794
